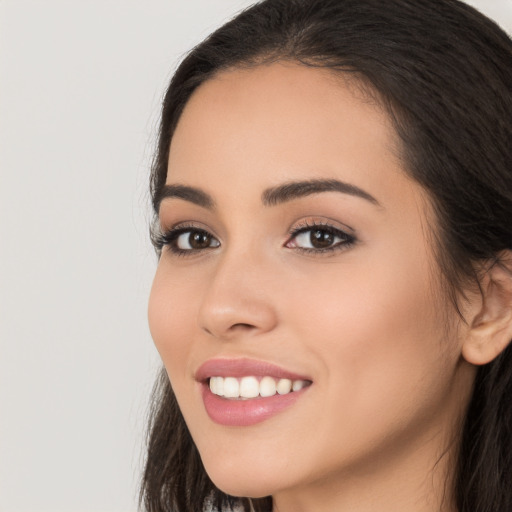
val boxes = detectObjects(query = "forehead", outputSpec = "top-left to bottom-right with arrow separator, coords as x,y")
166,62 -> 429,220
169,63 -> 396,180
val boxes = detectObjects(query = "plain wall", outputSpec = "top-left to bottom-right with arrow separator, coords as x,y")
1,1 -> 511,511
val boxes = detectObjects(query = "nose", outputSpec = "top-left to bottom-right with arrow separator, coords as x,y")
197,249 -> 278,340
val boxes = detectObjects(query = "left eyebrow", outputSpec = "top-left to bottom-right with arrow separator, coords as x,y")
155,184 -> 216,211
262,179 -> 381,207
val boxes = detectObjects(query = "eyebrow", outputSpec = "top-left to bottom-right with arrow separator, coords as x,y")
156,184 -> 216,210
157,178 -> 380,211
262,179 -> 380,207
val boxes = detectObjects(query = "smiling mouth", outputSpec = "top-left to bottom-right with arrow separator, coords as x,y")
208,375 -> 312,399
196,358 -> 313,425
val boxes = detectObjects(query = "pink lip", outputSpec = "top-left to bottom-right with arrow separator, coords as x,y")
196,358 -> 312,427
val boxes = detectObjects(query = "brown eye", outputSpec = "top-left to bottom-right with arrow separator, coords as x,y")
189,231 -> 212,249
310,229 -> 335,248
175,229 -> 220,251
286,225 -> 355,253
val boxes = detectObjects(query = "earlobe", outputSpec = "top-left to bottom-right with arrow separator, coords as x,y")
462,252 -> 512,366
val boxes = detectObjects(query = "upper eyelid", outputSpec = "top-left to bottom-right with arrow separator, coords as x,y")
160,220 -> 217,235
166,224 -> 220,242
288,218 -> 356,236
158,217 -> 357,243
287,223 -> 355,243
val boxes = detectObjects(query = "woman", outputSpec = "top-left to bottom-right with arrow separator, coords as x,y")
141,1 -> 512,511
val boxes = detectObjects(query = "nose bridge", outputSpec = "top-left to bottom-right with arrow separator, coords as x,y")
197,242 -> 278,339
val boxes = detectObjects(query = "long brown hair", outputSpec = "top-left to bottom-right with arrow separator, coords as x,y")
141,1 -> 512,510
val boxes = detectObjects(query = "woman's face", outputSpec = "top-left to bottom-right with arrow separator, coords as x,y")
149,63 -> 475,505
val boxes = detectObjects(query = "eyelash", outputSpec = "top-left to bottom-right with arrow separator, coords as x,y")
286,221 -> 356,255
154,223 -> 217,257
155,221 -> 356,257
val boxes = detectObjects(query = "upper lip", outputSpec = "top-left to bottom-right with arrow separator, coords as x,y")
195,358 -> 312,383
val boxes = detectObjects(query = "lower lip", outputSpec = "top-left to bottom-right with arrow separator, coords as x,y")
201,383 -> 308,427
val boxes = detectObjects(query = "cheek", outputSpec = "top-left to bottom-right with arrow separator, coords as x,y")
148,263 -> 197,383
286,244 -> 453,419
289,246 -> 440,350
269,252 -> 461,478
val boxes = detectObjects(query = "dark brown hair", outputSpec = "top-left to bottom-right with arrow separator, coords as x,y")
141,1 -> 512,511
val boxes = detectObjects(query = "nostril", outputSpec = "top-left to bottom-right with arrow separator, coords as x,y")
202,323 -> 256,339
230,323 -> 256,330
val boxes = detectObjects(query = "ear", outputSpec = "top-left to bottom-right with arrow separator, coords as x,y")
462,252 -> 512,366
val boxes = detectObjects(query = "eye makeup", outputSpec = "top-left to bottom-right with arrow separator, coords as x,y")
154,217 -> 357,258
285,219 -> 357,255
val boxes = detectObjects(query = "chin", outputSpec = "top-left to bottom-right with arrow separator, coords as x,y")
208,476 -> 275,500
201,456 -> 283,499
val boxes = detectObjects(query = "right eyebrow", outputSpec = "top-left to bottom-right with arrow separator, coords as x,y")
261,178 -> 380,207
155,184 -> 216,211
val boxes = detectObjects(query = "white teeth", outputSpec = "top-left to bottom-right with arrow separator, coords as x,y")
259,376 -> 277,397
239,376 -> 259,398
276,378 -> 292,395
208,376 -> 309,399
223,377 -> 240,398
292,380 -> 305,392
209,376 -> 224,396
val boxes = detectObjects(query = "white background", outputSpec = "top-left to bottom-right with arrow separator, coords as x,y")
1,1 -> 511,511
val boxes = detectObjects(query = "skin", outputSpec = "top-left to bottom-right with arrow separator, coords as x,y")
148,62 -> 477,512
